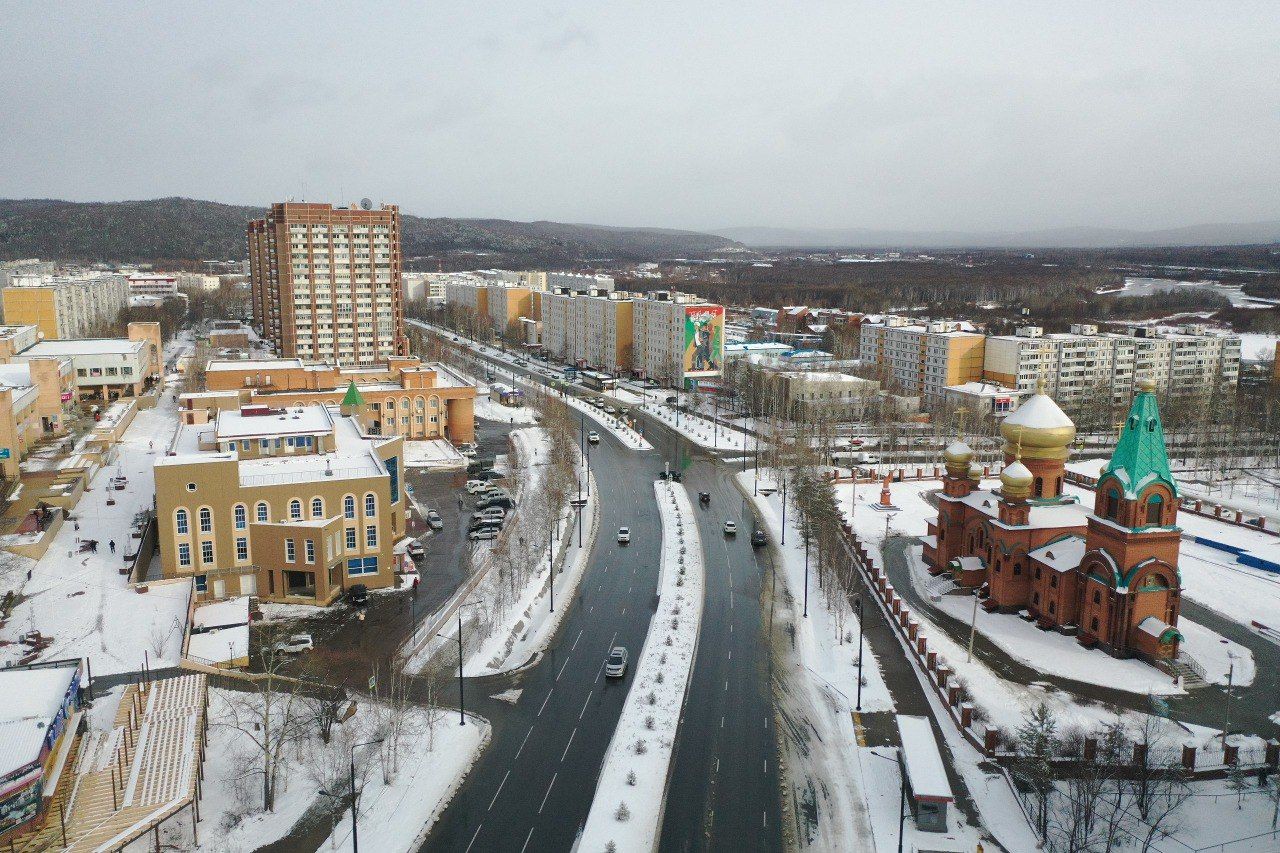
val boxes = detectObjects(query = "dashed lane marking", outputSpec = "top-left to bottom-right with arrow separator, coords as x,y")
571,628 -> 583,650
557,655 -> 571,681
465,824 -> 483,853
538,689 -> 554,716
515,725 -> 534,760
520,827 -> 535,853
488,770 -> 510,811
561,727 -> 577,762
538,772 -> 558,814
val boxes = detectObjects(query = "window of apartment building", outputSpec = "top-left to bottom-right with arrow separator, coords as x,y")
347,556 -> 378,576
285,538 -> 296,562
365,525 -> 377,548
201,542 -> 214,565
178,543 -> 191,567
175,509 -> 189,535
195,574 -> 207,593
364,493 -> 376,517
311,497 -> 324,519
344,495 -> 356,519
305,539 -> 315,564
236,538 -> 248,562
289,499 -> 302,520
234,505 -> 247,530
256,501 -> 269,523
199,507 -> 212,533
346,527 -> 357,550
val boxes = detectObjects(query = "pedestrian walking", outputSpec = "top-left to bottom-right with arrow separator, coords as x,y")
109,539 -> 115,554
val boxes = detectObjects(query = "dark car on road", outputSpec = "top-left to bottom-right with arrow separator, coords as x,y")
348,584 -> 369,606
698,491 -> 710,505
751,529 -> 768,547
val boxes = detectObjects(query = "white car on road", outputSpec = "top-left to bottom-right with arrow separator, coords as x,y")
465,479 -> 489,494
617,527 -> 630,544
605,646 -> 629,678
272,634 -> 313,655
587,431 -> 601,444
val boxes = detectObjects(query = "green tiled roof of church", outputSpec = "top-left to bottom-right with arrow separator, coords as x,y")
1102,378 -> 1178,499
341,380 -> 365,408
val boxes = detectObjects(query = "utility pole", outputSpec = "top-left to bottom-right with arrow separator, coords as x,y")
781,477 -> 787,545
854,594 -> 864,711
803,532 -> 810,618
1222,651 -> 1236,748
967,591 -> 979,663
349,738 -> 383,852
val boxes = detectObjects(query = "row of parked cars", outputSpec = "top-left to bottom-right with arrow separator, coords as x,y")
466,467 -> 515,540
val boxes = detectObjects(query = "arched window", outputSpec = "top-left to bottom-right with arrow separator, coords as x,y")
311,497 -> 324,519
289,499 -> 302,521
364,493 -> 376,517
199,507 -> 212,533
256,501 -> 269,523
1104,488 -> 1119,520
234,504 -> 247,531
1145,494 -> 1163,526
344,495 -> 356,519
1033,478 -> 1044,498
175,509 -> 189,535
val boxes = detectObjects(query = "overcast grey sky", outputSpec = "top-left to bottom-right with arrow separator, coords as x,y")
3,1 -> 1277,233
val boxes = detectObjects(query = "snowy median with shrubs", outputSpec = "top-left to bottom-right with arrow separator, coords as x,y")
578,481 -> 705,853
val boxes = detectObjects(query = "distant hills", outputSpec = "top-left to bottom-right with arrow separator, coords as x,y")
0,197 -> 739,265
715,222 -> 1280,249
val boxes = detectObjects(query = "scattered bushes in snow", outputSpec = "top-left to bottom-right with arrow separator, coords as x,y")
664,636 -> 673,646
633,739 -> 648,755
615,801 -> 631,822
647,691 -> 657,705
644,715 -> 655,730
655,671 -> 665,684
626,770 -> 637,787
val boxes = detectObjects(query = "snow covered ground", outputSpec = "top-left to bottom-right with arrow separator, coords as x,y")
623,393 -> 752,453
0,396 -> 190,676
472,394 -> 539,425
164,688 -> 489,853
579,481 -> 705,853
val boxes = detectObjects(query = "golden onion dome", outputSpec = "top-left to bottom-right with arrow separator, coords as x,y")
967,462 -> 984,481
1000,459 -> 1034,499
1000,381 -> 1076,461
1137,375 -> 1157,394
944,440 -> 974,464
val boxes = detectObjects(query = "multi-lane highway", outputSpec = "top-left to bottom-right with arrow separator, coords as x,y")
417,334 -> 783,852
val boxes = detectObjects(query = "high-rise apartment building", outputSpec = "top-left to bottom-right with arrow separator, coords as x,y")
247,202 -> 407,365
1,273 -> 128,339
632,291 -> 724,386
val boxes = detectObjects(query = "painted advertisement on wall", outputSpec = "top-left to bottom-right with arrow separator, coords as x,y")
682,305 -> 724,378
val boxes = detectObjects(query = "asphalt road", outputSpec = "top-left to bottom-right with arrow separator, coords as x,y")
415,336 -> 786,852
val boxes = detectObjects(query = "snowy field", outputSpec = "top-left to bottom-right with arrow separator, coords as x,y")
403,438 -> 466,469
579,481 -> 705,853
472,394 -> 539,425
164,688 -> 489,853
0,396 -> 190,676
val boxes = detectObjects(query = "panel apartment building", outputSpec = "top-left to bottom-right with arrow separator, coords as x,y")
1,273 -> 128,339
540,288 -> 635,373
247,202 -> 408,365
983,324 -> 1241,407
858,316 -> 986,404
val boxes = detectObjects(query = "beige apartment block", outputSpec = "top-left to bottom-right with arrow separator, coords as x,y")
1,273 -> 127,339
858,316 -> 985,403
247,202 -> 408,365
10,322 -> 161,402
155,402 -> 407,605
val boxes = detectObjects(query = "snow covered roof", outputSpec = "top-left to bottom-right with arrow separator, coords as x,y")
953,489 -> 1089,530
1003,392 -> 1072,431
1029,536 -> 1086,573
20,339 -> 143,357
0,662 -> 79,777
214,406 -> 333,440
946,381 -> 1020,397
1136,616 -> 1182,643
192,597 -> 250,631
206,358 -> 304,371
895,715 -> 954,803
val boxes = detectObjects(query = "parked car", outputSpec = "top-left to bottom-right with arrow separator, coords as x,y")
476,495 -> 514,510
465,479 -> 489,494
477,470 -> 505,481
407,541 -> 426,560
604,406 -> 616,415
272,634 -> 314,654
587,431 -> 601,444
472,507 -> 506,522
670,470 -> 682,483
426,510 -> 443,530
723,520 -> 737,536
617,527 -> 630,544
480,488 -> 513,502
348,584 -> 369,606
458,443 -> 478,458
665,396 -> 679,405
469,528 -> 499,541
604,646 -> 629,678
751,528 -> 767,547
856,452 -> 881,464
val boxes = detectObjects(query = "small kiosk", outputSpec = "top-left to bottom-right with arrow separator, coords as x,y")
895,715 -> 955,833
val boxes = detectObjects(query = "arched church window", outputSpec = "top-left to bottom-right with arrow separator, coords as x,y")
1145,494 -> 1163,526
1105,488 -> 1119,520
1034,478 -> 1043,498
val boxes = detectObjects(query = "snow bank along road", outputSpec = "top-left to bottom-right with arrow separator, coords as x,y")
579,481 -> 705,852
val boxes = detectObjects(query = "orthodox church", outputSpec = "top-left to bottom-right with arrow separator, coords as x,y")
922,378 -> 1184,665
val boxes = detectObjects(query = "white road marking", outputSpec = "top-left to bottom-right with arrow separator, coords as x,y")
557,655 -> 571,681
520,827 -> 535,853
538,772 -> 558,813
561,727 -> 577,762
488,770 -> 510,811
714,757 -> 720,773
538,689 -> 554,716
764,759 -> 768,774
515,725 -> 533,760
579,690 -> 593,720
571,628 -> 583,650
621,606 -> 626,615
465,824 -> 483,853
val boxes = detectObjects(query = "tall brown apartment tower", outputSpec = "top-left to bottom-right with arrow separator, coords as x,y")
247,202 -> 408,365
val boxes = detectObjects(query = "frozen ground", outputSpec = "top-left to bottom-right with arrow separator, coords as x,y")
578,481 -> 705,853
163,688 -> 489,853
621,392 -> 751,454
472,394 -> 539,425
403,438 -> 466,469
0,396 -> 190,676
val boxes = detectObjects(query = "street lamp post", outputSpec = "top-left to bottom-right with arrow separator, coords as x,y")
440,602 -> 480,727
781,477 -> 788,545
803,532 -> 810,618
854,594 -> 864,711
869,750 -> 908,853
325,738 -> 383,853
